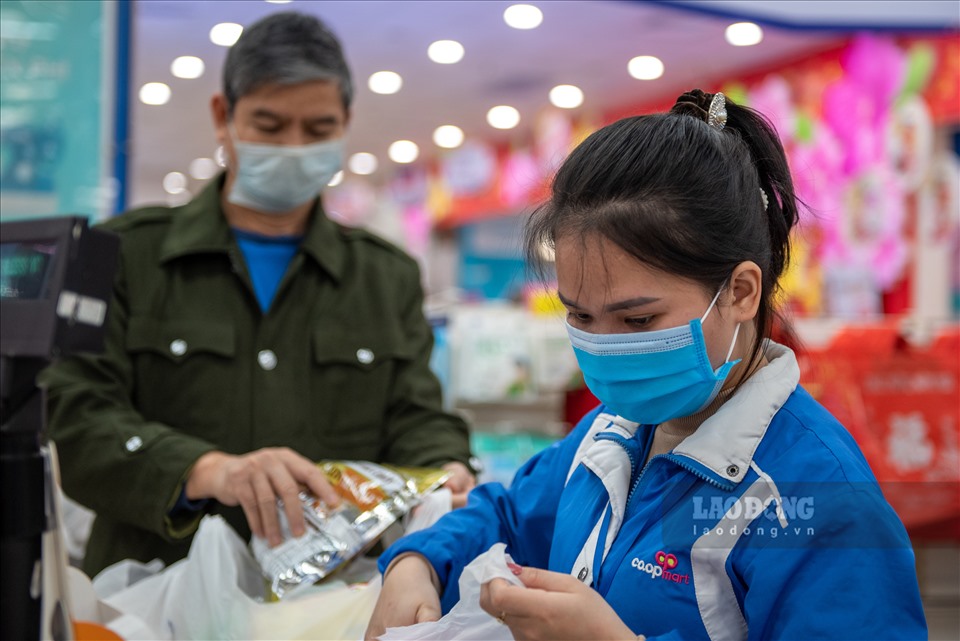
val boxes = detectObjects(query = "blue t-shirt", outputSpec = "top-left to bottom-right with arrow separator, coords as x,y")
233,228 -> 303,313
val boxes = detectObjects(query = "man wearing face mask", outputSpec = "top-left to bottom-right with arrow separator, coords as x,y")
39,11 -> 477,577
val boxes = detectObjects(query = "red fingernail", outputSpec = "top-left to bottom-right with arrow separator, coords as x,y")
507,562 -> 522,575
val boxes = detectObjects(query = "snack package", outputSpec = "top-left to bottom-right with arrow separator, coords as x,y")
251,461 -> 449,599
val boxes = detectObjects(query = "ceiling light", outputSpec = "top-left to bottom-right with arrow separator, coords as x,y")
725,22 -> 763,47
348,152 -> 378,175
427,40 -> 465,64
389,140 -> 420,164
328,170 -> 344,187
486,105 -> 520,130
368,71 -> 403,95
139,82 -> 171,106
162,171 -> 187,194
189,157 -> 218,180
549,84 -> 583,109
209,23 -> 243,47
433,125 -> 465,149
265,0 -> 293,4
171,56 -> 205,79
627,55 -> 664,81
504,4 -> 543,30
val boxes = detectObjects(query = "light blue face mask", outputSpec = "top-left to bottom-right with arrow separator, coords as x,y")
566,288 -> 741,425
227,126 -> 344,213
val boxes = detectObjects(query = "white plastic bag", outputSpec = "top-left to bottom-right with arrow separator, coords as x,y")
379,543 -> 524,641
94,515 -> 381,640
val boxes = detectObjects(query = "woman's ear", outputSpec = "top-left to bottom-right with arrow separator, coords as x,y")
728,261 -> 762,322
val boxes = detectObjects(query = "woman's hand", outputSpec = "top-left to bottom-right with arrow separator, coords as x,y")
364,553 -> 442,640
185,447 -> 340,546
480,565 -> 640,641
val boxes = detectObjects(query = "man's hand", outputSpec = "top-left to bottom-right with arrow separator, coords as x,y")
185,447 -> 340,546
441,461 -> 477,508
479,565 -> 640,641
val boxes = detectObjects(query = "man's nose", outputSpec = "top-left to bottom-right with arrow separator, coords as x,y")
277,127 -> 310,147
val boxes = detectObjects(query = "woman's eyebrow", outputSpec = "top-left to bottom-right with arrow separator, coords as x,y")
557,292 -> 660,312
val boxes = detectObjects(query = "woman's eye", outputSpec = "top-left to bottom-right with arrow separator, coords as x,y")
567,312 -> 591,324
627,316 -> 654,327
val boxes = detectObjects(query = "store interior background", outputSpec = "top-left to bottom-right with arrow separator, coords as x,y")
1,0 -> 958,636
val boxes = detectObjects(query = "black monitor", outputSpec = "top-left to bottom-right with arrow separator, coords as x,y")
0,217 -> 119,359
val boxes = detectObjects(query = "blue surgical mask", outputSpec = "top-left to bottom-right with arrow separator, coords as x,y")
566,288 -> 741,425
227,126 -> 343,213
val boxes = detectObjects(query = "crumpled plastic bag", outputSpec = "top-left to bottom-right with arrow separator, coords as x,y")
379,543 -> 524,641
93,515 -> 381,640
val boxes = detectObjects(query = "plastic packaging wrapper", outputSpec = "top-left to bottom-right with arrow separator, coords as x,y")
379,542 -> 523,641
252,461 -> 449,599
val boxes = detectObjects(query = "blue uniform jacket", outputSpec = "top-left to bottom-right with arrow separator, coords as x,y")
380,343 -> 927,640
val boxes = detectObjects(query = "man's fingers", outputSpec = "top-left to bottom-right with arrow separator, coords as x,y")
284,452 -> 341,507
252,474 -> 283,546
238,484 -> 264,540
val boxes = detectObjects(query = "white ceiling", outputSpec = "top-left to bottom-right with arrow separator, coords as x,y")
127,0 -> 951,208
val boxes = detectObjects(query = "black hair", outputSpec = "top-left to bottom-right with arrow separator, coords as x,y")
525,89 -> 800,375
223,11 -> 353,113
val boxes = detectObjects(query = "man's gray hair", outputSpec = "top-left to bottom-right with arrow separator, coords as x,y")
223,11 -> 353,112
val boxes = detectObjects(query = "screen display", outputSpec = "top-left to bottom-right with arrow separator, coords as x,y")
0,241 -> 58,300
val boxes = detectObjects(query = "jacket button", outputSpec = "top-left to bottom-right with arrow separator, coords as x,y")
125,436 -> 143,452
258,349 -> 278,371
726,465 -> 740,477
169,339 -> 187,356
356,348 -> 375,364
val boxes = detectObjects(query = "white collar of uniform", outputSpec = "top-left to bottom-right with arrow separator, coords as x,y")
671,340 -> 799,485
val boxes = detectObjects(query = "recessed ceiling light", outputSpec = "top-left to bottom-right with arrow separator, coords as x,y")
328,170 -> 344,187
139,82 -> 171,106
209,23 -> 243,47
549,84 -> 584,109
162,171 -> 187,194
265,0 -> 293,4
368,71 -> 403,95
389,140 -> 420,164
348,152 -> 378,175
504,4 -> 543,30
725,22 -> 763,46
627,55 -> 664,81
487,105 -> 520,130
171,56 -> 205,80
433,125 -> 465,149
428,40 -> 465,64
189,157 -> 218,180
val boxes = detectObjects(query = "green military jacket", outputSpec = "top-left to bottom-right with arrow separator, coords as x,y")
39,176 -> 472,576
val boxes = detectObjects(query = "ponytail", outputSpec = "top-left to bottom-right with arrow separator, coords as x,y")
670,89 -> 799,282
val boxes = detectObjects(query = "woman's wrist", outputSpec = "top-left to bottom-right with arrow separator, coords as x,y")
383,552 -> 441,593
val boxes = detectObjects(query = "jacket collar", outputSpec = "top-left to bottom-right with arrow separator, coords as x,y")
669,340 -> 800,488
159,173 -> 346,284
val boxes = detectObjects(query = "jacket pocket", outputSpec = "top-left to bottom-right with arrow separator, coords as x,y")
126,316 -> 236,439
309,326 -> 415,458
127,317 -> 235,361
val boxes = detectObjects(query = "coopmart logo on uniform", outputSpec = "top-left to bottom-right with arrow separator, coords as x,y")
631,550 -> 690,585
